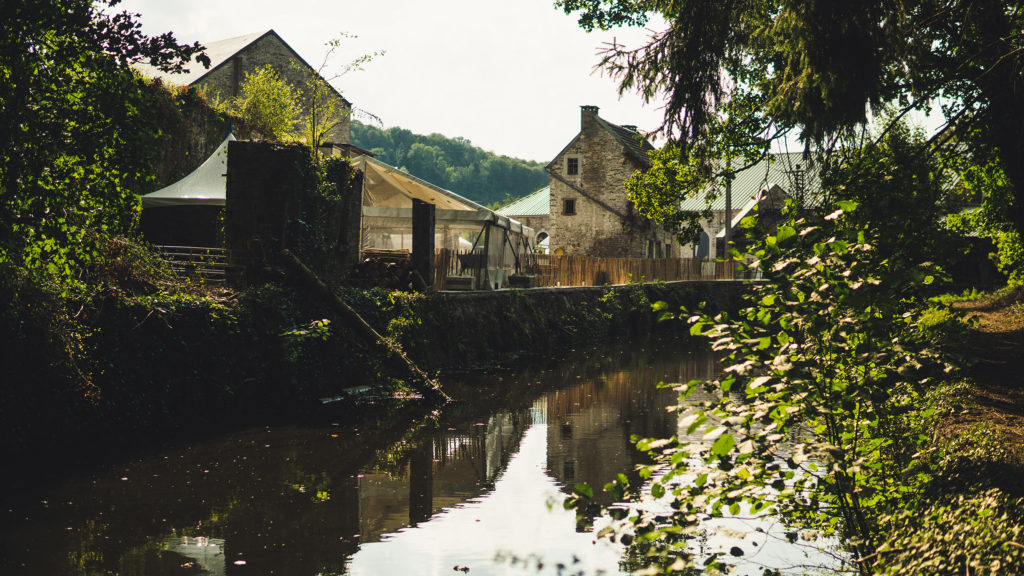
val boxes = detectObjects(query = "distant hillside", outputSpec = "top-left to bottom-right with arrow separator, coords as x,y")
351,122 -> 548,207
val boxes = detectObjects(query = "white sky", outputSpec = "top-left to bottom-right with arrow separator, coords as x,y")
116,0 -> 667,163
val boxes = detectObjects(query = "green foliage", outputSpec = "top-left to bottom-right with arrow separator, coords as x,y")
350,122 -> 548,206
946,159 -> 1024,285
930,288 -> 985,305
877,489 -> 1024,576
565,193 -> 1010,573
281,318 -> 332,361
557,0 -> 1024,238
914,304 -> 972,350
820,118 -> 963,276
295,33 -> 382,161
0,0 -> 205,289
224,65 -> 300,141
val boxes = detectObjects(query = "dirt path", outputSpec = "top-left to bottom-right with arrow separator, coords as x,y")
952,287 -> 1024,469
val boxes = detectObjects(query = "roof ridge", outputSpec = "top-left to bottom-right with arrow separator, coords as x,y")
594,116 -> 654,167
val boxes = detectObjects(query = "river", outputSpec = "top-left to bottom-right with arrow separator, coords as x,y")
0,340 -> 841,575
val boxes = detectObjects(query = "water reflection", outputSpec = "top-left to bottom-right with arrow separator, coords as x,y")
0,342 -> 726,576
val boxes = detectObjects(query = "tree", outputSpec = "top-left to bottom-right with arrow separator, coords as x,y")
557,0 -> 1024,236
228,65 -> 300,141
0,0 -> 205,278
295,34 -> 383,161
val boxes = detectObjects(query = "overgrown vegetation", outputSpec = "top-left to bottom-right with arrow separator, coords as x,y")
221,65 -> 300,141
566,200 -> 1024,575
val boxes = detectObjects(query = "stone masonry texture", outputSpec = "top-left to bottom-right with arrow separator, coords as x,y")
195,33 -> 351,146
547,106 -> 679,258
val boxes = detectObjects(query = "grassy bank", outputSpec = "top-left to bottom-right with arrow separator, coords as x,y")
864,287 -> 1024,574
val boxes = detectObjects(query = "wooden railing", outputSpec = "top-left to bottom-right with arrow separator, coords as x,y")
155,245 -> 230,283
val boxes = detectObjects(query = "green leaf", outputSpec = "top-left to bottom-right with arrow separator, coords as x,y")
574,483 -> 594,499
651,482 -> 666,498
836,200 -> 859,212
776,226 -> 797,244
711,433 -> 736,457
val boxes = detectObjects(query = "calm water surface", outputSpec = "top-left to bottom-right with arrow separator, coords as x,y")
0,341 -> 838,575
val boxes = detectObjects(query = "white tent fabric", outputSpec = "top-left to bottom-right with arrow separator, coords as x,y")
350,155 -> 531,236
141,134 -> 235,208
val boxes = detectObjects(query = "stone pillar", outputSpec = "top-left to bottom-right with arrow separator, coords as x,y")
225,141 -> 307,285
412,199 -> 435,291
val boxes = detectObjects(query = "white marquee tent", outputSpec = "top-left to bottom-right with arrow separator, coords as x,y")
139,142 -> 535,289
140,134 -> 235,208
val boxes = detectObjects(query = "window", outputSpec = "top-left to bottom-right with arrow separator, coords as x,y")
562,198 -> 576,215
566,157 -> 579,175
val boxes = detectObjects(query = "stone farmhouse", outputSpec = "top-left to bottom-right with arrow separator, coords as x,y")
680,153 -> 821,258
136,29 -> 357,153
545,106 -> 682,258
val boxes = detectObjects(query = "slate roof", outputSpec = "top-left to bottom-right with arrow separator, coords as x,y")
679,152 -> 822,213
597,118 -> 656,168
545,111 -> 656,172
135,30 -> 270,86
134,29 -> 351,105
497,186 -> 550,217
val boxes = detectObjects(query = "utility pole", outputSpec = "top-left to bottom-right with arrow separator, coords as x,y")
723,155 -> 733,259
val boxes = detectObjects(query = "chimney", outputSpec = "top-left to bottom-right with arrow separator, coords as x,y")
581,105 -> 599,131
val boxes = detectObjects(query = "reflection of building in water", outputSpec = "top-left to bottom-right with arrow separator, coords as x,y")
545,351 -> 721,505
357,410 -> 530,542
164,537 -> 226,576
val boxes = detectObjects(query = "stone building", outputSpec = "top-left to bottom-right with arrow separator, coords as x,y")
136,29 -> 353,148
546,105 -> 680,258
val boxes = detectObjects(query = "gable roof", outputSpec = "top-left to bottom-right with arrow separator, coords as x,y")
497,186 -> 550,217
597,117 -> 656,168
134,29 -> 351,106
545,111 -> 655,171
679,152 -> 823,213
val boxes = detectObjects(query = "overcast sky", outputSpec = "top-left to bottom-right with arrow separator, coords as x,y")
116,0 -> 668,163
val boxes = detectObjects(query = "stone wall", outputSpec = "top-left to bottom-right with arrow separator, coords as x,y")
195,32 -> 351,145
143,81 -> 250,192
509,214 -> 549,243
224,141 -> 362,284
547,106 -> 679,258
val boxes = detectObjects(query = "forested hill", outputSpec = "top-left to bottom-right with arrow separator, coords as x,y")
350,122 -> 548,207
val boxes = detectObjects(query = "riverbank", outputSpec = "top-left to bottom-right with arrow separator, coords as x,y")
0,279 -> 745,469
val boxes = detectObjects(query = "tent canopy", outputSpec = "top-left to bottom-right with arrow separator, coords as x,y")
141,134 -> 235,208
352,155 -> 531,236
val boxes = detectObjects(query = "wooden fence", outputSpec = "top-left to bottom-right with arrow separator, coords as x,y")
433,248 -> 745,290
531,254 -> 738,287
